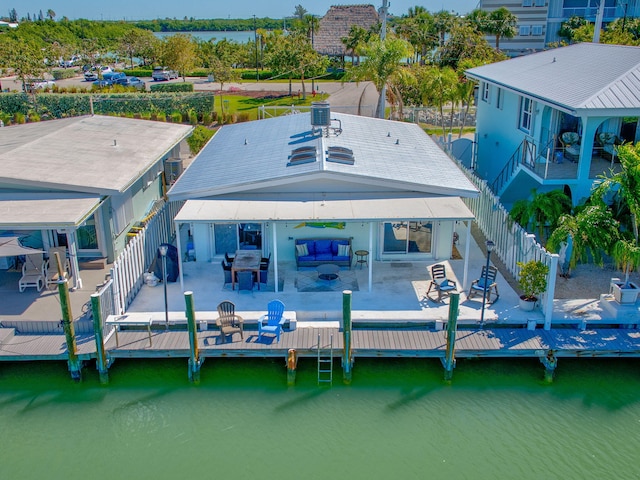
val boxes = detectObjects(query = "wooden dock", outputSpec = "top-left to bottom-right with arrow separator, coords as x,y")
2,325 -> 640,364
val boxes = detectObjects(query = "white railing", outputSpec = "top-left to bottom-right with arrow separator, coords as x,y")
437,139 -> 558,325
110,200 -> 183,314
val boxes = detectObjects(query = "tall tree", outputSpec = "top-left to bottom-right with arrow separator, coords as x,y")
9,8 -> 18,22
395,10 -> 437,64
0,36 -> 49,94
341,25 -> 370,66
198,38 -> 242,122
293,5 -> 307,20
160,33 -> 197,81
46,9 -> 55,21
510,189 -> 573,243
432,10 -> 457,47
264,32 -> 328,98
417,65 -> 458,137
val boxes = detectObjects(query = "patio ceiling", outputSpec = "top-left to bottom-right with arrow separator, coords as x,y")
174,196 -> 474,223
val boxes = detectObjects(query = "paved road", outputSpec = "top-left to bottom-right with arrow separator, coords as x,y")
0,73 -> 379,116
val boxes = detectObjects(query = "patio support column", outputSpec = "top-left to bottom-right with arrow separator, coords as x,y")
90,292 -> 109,384
543,254 -> 559,330
65,228 -> 82,290
342,290 -> 353,384
462,220 -> 471,290
184,291 -> 202,383
442,292 -> 459,382
273,222 -> 279,293
368,222 -> 373,292
176,220 -> 185,292
58,276 -> 82,381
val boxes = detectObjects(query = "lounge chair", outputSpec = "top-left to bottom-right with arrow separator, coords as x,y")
257,299 -> 286,342
19,253 -> 46,292
425,263 -> 457,302
46,246 -> 71,288
560,132 -> 580,161
468,265 -> 499,304
215,300 -> 244,343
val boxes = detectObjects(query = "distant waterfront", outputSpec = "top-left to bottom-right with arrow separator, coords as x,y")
154,31 -> 255,43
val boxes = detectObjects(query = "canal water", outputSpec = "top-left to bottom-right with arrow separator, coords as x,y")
1,357 -> 639,479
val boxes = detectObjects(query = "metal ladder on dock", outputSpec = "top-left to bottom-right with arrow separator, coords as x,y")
317,332 -> 333,386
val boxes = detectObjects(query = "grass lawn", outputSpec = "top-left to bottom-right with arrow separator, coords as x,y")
213,92 -> 329,121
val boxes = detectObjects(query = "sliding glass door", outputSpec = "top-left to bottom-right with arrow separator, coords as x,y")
382,221 -> 433,255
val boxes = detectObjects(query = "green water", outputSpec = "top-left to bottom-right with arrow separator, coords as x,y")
1,358 -> 639,480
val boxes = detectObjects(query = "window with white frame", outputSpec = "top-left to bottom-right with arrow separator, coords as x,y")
532,25 -> 543,35
496,88 -> 503,110
519,25 -> 531,36
519,97 -> 534,133
482,82 -> 490,103
111,191 -> 134,235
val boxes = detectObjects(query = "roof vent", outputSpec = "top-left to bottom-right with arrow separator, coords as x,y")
310,101 -> 331,127
287,146 -> 317,166
326,146 -> 354,165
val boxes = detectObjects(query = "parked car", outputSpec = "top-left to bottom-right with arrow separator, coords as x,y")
114,76 -> 146,90
103,71 -> 126,83
99,66 -> 112,75
92,79 -> 113,88
152,67 -> 179,81
27,79 -> 55,92
83,70 -> 98,82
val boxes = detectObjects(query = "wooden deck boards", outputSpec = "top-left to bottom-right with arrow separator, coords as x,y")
2,327 -> 640,363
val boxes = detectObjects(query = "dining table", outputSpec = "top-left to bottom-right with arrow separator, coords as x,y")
231,249 -> 262,290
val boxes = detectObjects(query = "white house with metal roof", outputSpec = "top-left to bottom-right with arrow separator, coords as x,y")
0,115 -> 192,288
168,103 -> 479,291
465,42 -> 640,206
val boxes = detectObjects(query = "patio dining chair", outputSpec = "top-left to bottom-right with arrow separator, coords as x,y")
236,270 -> 255,293
221,260 -> 232,286
257,299 -> 286,342
425,263 -> 457,302
19,253 -> 45,292
468,265 -> 499,304
215,300 -> 244,343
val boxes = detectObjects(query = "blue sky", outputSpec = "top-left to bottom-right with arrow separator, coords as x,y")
16,1 -> 480,21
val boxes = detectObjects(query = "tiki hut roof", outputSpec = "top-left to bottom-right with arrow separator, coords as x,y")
314,4 -> 379,56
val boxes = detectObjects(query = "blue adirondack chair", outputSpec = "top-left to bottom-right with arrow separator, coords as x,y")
257,299 -> 286,342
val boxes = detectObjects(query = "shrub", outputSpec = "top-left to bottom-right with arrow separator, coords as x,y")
150,83 -> 193,93
52,69 -> 79,80
186,125 -> 215,155
171,111 -> 182,123
156,112 -> 166,122
28,112 -> 41,122
189,110 -> 198,125
236,112 -> 250,123
202,113 -> 212,125
14,112 -> 26,124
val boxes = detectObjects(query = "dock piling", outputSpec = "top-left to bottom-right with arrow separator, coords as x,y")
442,293 -> 460,382
184,291 -> 202,383
90,293 -> 109,384
541,350 -> 557,383
342,290 -> 353,384
287,349 -> 297,386
58,274 -> 82,382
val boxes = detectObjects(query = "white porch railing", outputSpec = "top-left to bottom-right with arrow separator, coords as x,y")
110,200 -> 184,314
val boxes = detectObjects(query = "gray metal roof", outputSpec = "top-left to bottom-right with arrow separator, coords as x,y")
466,43 -> 640,113
175,196 -> 475,223
168,111 -> 478,201
0,115 -> 193,195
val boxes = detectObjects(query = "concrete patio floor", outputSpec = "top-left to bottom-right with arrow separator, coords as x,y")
2,231 -> 630,332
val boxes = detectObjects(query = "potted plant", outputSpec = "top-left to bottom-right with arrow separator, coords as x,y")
610,239 -> 640,304
516,260 -> 549,311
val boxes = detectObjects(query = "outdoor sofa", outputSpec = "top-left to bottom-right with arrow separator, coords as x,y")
294,238 -> 353,269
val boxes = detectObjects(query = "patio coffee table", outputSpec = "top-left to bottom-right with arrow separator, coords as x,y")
317,264 -> 340,281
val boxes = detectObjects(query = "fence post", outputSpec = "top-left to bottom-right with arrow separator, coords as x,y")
442,293 -> 460,382
342,290 -> 353,384
58,276 -> 82,381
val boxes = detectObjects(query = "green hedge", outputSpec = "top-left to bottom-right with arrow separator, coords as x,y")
52,69 -> 80,80
150,83 -> 194,93
0,92 -> 215,119
239,69 -> 345,81
121,69 -> 152,77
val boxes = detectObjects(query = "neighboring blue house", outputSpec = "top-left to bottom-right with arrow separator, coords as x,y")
465,43 -> 640,206
168,103 -> 479,291
0,115 -> 192,288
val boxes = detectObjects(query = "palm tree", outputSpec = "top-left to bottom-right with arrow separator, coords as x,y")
433,10 -> 457,47
484,7 -> 517,51
592,143 -> 640,286
347,36 -> 413,118
342,25 -> 370,66
510,189 -> 572,242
